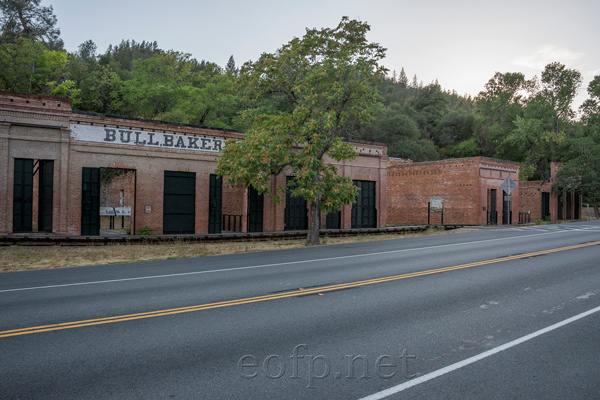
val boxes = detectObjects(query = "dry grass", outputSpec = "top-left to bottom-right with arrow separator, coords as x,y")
0,228 -> 447,273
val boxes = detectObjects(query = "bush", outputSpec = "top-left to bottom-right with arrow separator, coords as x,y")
136,226 -> 153,235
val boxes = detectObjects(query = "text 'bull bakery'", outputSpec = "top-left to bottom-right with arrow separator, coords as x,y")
0,91 -> 388,236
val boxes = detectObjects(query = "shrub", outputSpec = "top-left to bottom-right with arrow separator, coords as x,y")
137,226 -> 153,235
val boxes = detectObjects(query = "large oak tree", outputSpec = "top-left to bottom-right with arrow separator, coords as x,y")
216,17 -> 387,245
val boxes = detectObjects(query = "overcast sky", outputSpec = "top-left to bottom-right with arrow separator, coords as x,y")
49,0 -> 599,106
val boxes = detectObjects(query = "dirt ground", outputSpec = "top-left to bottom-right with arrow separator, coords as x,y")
0,228 -> 449,273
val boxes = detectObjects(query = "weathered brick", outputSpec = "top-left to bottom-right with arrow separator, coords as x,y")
0,91 -> 388,235
387,157 -> 520,226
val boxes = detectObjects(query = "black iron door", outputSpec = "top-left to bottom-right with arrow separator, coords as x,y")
502,195 -> 512,225
209,174 -> 222,234
81,167 -> 101,235
38,160 -> 54,232
566,192 -> 572,219
541,192 -> 550,220
248,187 -> 263,233
558,192 -> 564,220
326,210 -> 341,229
284,177 -> 308,231
488,189 -> 498,225
352,180 -> 376,228
13,159 -> 33,233
574,192 -> 580,219
163,171 -> 196,234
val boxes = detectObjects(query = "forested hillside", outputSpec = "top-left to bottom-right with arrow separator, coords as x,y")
1,0 -> 599,213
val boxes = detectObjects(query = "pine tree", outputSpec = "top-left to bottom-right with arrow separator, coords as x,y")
225,55 -> 238,76
410,74 -> 420,88
398,67 -> 408,87
0,0 -> 63,50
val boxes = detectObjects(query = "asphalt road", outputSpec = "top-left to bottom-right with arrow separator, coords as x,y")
1,221 -> 599,399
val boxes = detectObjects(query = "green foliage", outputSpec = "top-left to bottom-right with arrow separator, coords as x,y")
101,168 -> 131,184
47,79 -> 80,104
0,38 -> 73,97
474,71 -> 531,156
554,75 -> 600,217
388,139 -> 440,161
553,133 -> 600,216
105,39 -> 160,74
361,103 -> 419,143
408,83 -> 449,140
0,0 -> 63,50
541,62 -> 582,133
471,63 -> 586,181
136,226 -> 153,236
225,55 -> 238,77
77,65 -> 124,114
217,17 -> 387,244
0,37 -> 45,92
450,138 -> 479,158
435,111 -> 475,156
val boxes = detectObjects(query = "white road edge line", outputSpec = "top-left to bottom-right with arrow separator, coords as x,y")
1,227 -> 598,293
358,305 -> 600,400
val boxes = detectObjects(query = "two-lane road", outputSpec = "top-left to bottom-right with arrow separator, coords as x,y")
1,221 -> 600,399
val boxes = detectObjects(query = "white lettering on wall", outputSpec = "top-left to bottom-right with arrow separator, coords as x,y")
70,124 -> 226,153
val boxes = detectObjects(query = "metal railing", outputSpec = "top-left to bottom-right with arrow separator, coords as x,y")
518,212 -> 531,224
222,214 -> 243,232
487,211 -> 498,225
502,211 -> 513,225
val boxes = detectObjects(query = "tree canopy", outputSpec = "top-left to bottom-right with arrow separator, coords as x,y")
0,0 -> 63,49
216,17 -> 387,244
554,75 -> 600,217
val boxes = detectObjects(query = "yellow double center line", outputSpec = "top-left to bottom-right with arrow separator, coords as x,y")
2,241 -> 599,339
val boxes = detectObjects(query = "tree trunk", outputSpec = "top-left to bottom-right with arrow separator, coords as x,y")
594,198 -> 600,219
306,199 -> 321,246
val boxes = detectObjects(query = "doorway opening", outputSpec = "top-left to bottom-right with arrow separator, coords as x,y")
82,167 -> 136,236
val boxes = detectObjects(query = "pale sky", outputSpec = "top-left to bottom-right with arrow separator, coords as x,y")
49,0 -> 599,107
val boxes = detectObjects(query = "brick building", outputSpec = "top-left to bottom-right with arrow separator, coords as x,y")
519,162 -> 582,222
387,157 -> 520,226
0,91 -> 388,236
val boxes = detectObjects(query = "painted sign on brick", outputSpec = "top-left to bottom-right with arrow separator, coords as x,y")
70,124 -> 226,153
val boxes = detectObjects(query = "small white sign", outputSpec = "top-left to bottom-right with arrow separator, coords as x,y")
430,197 -> 443,213
114,207 -> 131,216
99,207 -> 115,216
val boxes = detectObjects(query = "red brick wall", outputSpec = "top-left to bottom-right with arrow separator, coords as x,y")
6,91 -> 538,235
64,112 -> 246,235
100,170 -> 135,208
261,144 -> 389,231
1,91 -> 387,235
519,163 -> 582,222
222,183 -> 247,232
519,181 -> 547,221
387,157 -> 519,226
388,158 -> 479,225
478,158 -> 520,225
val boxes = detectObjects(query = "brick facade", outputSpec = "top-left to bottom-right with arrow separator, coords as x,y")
387,157 -> 520,226
519,162 -> 582,221
0,91 -> 388,236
